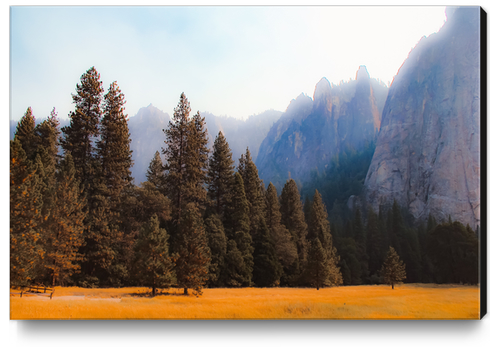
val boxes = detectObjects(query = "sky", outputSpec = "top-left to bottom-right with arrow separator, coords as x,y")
9,5 -> 450,122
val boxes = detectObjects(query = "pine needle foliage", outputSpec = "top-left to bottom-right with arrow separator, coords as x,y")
174,203 -> 211,296
10,139 -> 44,286
207,131 -> 235,217
265,183 -> 297,276
381,246 -> 406,289
280,179 -> 308,278
134,214 -> 174,296
45,153 -> 86,286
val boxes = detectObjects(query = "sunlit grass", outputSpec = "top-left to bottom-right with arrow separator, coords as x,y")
10,283 -> 479,320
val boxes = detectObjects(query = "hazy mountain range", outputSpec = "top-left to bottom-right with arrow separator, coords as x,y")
10,7 -> 480,229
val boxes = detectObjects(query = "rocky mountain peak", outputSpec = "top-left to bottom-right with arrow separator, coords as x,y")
355,65 -> 370,82
313,77 -> 332,101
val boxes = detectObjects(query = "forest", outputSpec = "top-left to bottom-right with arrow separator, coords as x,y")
10,67 -> 480,296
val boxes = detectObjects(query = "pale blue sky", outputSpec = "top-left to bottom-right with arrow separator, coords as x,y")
10,6 -> 448,122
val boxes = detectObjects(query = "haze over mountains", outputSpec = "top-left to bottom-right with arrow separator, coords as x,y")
10,7 -> 480,230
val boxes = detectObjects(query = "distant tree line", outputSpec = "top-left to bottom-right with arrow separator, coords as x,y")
10,67 -> 479,295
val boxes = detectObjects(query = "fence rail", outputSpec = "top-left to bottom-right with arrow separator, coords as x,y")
10,285 -> 55,299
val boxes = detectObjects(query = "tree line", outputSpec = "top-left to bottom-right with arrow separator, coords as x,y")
10,67 -> 479,295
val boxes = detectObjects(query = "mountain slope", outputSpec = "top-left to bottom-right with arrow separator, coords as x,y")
256,66 -> 388,190
364,7 -> 481,228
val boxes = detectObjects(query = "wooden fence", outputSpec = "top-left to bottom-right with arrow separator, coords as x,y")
10,285 -> 55,299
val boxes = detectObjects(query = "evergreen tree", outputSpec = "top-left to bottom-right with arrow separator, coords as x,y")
265,183 -> 297,278
34,108 -> 61,161
381,246 -> 406,289
353,208 -> 369,282
207,131 -> 235,217
33,109 -> 60,221
61,66 -> 104,196
307,190 -> 330,247
97,81 -> 133,201
186,111 -> 209,210
134,214 -> 174,296
10,139 -> 44,286
146,151 -> 165,193
223,172 -> 254,287
163,93 -> 209,227
15,107 -> 37,161
204,214 -> 227,287
45,153 -> 86,286
306,190 -> 343,286
174,203 -> 211,296
427,221 -> 478,284
253,217 -> 282,287
238,148 -> 266,238
222,240 -> 247,287
366,206 -> 384,280
280,179 -> 308,282
305,238 -> 327,290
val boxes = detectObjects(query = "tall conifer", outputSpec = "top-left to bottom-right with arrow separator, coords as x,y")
223,172 -> 254,286
174,203 -> 211,296
238,148 -> 266,238
134,214 -> 174,296
10,139 -> 44,286
280,179 -> 308,281
265,183 -> 297,277
45,153 -> 86,286
207,131 -> 235,217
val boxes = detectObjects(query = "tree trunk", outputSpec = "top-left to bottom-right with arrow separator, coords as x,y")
392,283 -> 394,289
184,287 -> 188,295
152,286 -> 156,297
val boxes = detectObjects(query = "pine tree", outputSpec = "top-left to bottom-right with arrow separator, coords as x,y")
163,92 -> 190,226
306,190 -> 343,286
222,240 -> 247,287
174,203 -> 211,296
97,81 -> 133,201
353,208 -> 369,282
280,179 -> 308,282
265,183 -> 297,278
223,172 -> 254,287
366,206 -> 384,279
307,190 -> 330,247
427,221 -> 478,284
89,81 -> 134,286
10,139 -> 44,286
146,151 -> 165,193
204,214 -> 227,287
238,148 -> 266,238
61,66 -> 104,196
15,107 -> 37,161
306,238 -> 327,290
381,246 -> 406,289
33,109 -> 60,219
252,217 -> 282,287
134,214 -> 174,296
186,111 -> 209,210
45,153 -> 86,286
207,131 -> 235,217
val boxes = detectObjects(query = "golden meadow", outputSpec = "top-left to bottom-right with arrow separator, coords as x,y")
10,284 -> 479,320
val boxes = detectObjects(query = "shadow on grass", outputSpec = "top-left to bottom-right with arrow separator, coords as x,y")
127,289 -> 188,298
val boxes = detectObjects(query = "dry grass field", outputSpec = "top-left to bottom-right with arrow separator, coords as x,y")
10,283 -> 479,320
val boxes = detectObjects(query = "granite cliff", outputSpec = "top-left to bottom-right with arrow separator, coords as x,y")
364,7 -> 481,228
256,66 -> 388,190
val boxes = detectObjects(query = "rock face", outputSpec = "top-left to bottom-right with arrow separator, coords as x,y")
256,67 -> 388,190
364,7 -> 480,228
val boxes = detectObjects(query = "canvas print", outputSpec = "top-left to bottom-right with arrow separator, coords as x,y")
9,5 -> 484,320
